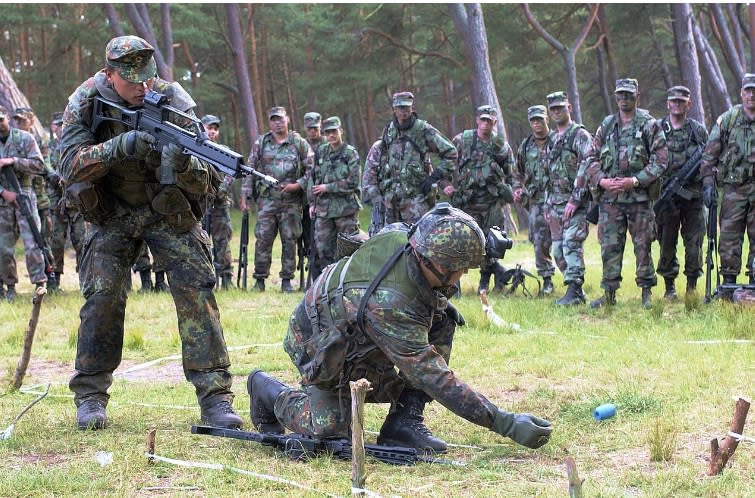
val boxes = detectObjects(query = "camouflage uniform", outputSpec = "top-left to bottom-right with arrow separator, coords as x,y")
451,105 -> 515,288
0,123 -> 47,287
543,94 -> 592,294
240,107 -> 313,285
362,139 -> 387,236
302,112 -> 327,282
307,117 -> 361,277
363,92 -> 457,224
513,106 -> 555,281
701,74 -> 755,285
656,86 -> 708,293
60,37 -> 236,417
586,79 -> 668,305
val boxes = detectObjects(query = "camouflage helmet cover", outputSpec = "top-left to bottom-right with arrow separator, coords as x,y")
410,202 -> 486,271
201,114 -> 221,126
105,35 -> 157,84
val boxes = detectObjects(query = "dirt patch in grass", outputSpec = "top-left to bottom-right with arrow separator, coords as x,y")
115,359 -> 185,384
9,452 -> 68,470
24,359 -> 71,384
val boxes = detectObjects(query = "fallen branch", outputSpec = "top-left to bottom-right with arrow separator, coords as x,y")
350,379 -> 372,496
10,286 -> 46,390
1,383 -> 50,440
565,456 -> 584,498
708,396 -> 751,476
146,426 -> 157,464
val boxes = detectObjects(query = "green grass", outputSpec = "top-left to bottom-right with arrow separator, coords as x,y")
1,209 -> 753,497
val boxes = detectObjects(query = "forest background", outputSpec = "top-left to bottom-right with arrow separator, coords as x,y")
0,3 -> 752,158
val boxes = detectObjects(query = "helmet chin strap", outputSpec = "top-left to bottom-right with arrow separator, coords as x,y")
416,251 -> 455,287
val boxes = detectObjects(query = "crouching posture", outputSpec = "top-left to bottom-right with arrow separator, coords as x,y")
249,203 -> 552,452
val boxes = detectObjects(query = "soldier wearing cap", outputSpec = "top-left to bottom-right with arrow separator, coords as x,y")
361,138 -> 388,236
48,111 -> 86,292
363,91 -> 457,225
200,114 -> 236,289
0,104 -> 46,302
543,92 -> 595,305
240,105 -> 314,293
586,78 -> 668,308
655,86 -> 708,298
306,116 -> 361,278
513,105 -> 556,295
448,104 -> 516,293
701,73 -> 755,289
303,112 -> 327,151
59,35 -> 243,431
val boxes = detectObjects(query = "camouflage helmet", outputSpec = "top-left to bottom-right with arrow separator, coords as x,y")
105,35 -> 157,84
409,202 -> 486,271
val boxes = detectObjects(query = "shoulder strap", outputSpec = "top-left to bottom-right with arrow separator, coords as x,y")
356,245 -> 407,335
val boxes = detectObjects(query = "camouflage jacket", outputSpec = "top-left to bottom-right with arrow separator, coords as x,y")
587,109 -> 668,203
375,115 -> 457,203
546,122 -> 593,207
452,129 -> 514,208
0,127 -> 45,202
241,130 -> 313,202
308,142 -> 361,218
46,133 -> 64,205
660,117 -> 708,196
361,139 -> 385,202
700,105 -> 755,185
283,230 -> 499,428
306,136 -> 327,152
60,70 -> 212,212
513,132 -> 552,206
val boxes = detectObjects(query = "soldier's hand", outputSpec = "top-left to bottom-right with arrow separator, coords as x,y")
1,189 -> 18,205
161,142 -> 190,173
491,409 -> 552,449
703,184 -> 716,208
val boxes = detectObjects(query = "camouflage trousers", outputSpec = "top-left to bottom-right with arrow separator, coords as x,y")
547,203 -> 588,285
0,189 -> 47,285
385,194 -> 431,225
131,243 -> 165,273
254,197 -> 302,280
205,205 -> 234,278
656,195 -> 704,280
69,213 -> 233,409
463,202 -> 505,274
50,204 -> 86,276
527,202 -> 555,278
718,183 -> 755,278
313,213 -> 359,275
275,310 -> 456,438
597,201 -> 657,291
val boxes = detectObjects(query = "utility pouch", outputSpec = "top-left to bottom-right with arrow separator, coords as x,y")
151,185 -> 196,233
65,181 -> 114,225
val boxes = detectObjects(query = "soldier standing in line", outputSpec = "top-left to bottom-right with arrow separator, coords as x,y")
701,73 -> 755,288
301,112 -> 327,284
447,104 -> 515,293
362,139 -> 387,236
544,92 -> 594,305
303,112 -> 327,151
307,116 -> 361,278
240,106 -> 313,293
587,78 -> 668,308
656,86 -> 708,298
513,105 -> 555,295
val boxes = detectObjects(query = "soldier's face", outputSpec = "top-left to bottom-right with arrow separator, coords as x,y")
324,128 -> 343,147
667,98 -> 689,117
615,91 -> 637,112
529,117 -> 548,137
269,115 -> 288,135
476,117 -> 495,136
106,69 -> 155,107
306,127 -> 321,140
205,124 -> 220,142
548,104 -> 571,126
0,116 -> 9,135
741,87 -> 755,110
13,115 -> 32,131
393,106 -> 412,124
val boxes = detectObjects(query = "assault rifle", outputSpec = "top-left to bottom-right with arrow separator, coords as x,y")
191,425 -> 448,466
653,147 -> 703,216
368,198 -> 386,237
1,167 -> 56,281
236,211 -> 249,290
704,191 -> 718,303
305,209 -> 317,289
91,90 -> 278,186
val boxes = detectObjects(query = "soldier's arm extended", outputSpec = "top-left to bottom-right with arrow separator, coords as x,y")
424,124 -> 458,188
568,128 -> 594,207
634,120 -> 668,186
321,147 -> 361,194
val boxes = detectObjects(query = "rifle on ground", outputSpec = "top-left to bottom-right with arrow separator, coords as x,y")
191,425 -> 447,466
704,192 -> 718,303
1,167 -> 56,281
236,211 -> 249,290
653,147 -> 703,216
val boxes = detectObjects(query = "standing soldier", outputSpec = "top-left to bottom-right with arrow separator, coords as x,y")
0,105 -> 47,302
656,86 -> 708,298
201,114 -> 235,289
587,78 -> 668,308
301,112 -> 326,284
303,112 -> 327,151
447,104 -> 515,293
48,111 -> 86,292
513,105 -> 555,295
240,106 -> 313,293
362,139 -> 387,236
307,116 -> 361,278
701,73 -> 755,287
365,91 -> 457,224
544,92 -> 594,305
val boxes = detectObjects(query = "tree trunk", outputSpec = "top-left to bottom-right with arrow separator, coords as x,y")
595,47 -> 613,115
102,4 -> 125,37
725,4 -> 746,69
648,11 -> 673,90
597,4 -> 617,84
671,3 -> 706,125
247,4 -> 264,134
0,57 -> 44,141
750,4 -> 755,72
123,3 -> 171,80
225,3 -> 259,150
160,4 -> 175,75
709,4 -> 745,82
707,396 -> 751,476
693,15 -> 731,118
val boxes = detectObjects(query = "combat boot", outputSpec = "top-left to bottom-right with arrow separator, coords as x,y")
153,271 -> 169,293
686,277 -> 698,294
255,278 -> 266,292
590,289 -> 616,308
542,276 -> 554,295
138,271 -> 153,293
281,279 -> 294,293
663,278 -> 677,300
247,370 -> 287,434
377,389 -> 447,453
5,284 -> 16,303
555,282 -> 585,306
221,275 -> 234,290
77,399 -> 107,430
717,274 -> 737,301
641,287 -> 653,309
492,263 -> 511,292
477,271 -> 492,294
200,400 -> 243,429
47,274 -> 60,293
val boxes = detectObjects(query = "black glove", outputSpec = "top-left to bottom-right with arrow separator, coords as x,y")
491,409 -> 552,449
445,302 -> 465,326
47,170 -> 62,186
161,142 -> 191,174
420,170 -> 442,195
703,183 -> 716,209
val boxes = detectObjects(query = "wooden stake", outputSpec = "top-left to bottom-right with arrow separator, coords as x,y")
565,456 -> 584,498
350,379 -> 372,496
146,426 -> 157,464
708,396 -> 751,476
10,286 -> 46,390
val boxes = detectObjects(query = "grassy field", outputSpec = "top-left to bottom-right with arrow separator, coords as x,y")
1,209 -> 753,498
